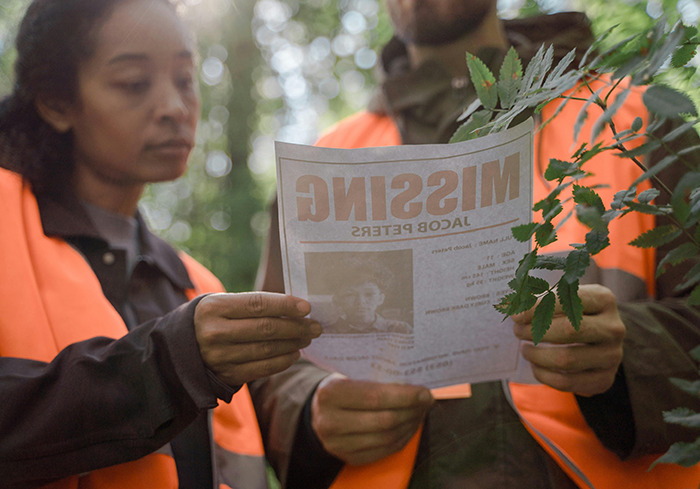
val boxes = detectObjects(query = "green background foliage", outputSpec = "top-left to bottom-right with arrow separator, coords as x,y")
0,0 -> 698,295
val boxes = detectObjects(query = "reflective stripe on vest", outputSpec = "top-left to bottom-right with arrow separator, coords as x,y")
0,168 -> 267,489
317,81 -> 700,488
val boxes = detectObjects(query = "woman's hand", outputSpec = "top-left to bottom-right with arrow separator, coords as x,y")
194,292 -> 322,385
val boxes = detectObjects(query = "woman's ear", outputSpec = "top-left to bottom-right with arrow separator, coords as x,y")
35,97 -> 73,133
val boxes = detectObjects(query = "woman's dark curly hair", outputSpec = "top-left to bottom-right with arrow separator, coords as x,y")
0,0 -> 169,196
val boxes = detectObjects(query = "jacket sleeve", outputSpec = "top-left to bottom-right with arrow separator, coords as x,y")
248,358 -> 340,489
0,297 -> 223,487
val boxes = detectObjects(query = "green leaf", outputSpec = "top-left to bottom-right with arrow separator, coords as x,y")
657,242 -> 699,276
534,255 -> 566,270
650,439 -> 700,469
585,229 -> 611,255
574,86 -> 604,142
521,44 -> 553,93
528,277 -> 551,295
512,222 -> 537,242
676,261 -> 700,292
690,344 -> 700,363
563,250 -> 590,284
626,201 -> 671,216
450,109 -> 493,142
671,375 -> 700,396
672,43 -> 698,68
629,225 -> 682,248
611,188 -> 637,210
689,284 -> 700,306
663,408 -> 700,428
637,188 -> 660,204
591,88 -> 630,142
466,52 -> 498,110
631,116 -> 644,132
643,84 -> 698,118
534,197 -> 563,220
573,185 -> 605,213
557,278 -> 583,330
531,291 -> 556,344
535,222 -> 557,247
497,46 -> 523,109
616,138 -> 663,159
544,159 -> 583,182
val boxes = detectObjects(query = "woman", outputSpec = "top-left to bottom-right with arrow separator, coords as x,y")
0,0 -> 320,487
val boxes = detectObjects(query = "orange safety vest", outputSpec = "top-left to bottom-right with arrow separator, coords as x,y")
316,79 -> 700,488
0,167 -> 267,489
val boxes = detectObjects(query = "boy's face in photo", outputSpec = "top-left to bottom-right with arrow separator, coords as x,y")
334,281 -> 385,327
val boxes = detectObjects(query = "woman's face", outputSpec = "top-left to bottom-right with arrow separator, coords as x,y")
58,0 -> 200,199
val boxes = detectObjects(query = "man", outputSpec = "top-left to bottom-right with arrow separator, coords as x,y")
326,265 -> 412,335
252,1 -> 700,488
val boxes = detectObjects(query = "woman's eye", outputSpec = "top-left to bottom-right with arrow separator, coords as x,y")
176,74 -> 195,91
116,80 -> 150,94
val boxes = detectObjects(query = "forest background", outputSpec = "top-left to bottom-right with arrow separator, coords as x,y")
1,0 -> 699,292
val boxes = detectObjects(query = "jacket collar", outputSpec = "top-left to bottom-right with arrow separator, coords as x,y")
370,12 -> 595,144
36,191 -> 194,291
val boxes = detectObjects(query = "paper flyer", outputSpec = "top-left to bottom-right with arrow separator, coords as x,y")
275,119 -> 534,388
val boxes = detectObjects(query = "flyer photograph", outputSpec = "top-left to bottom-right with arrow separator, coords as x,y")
275,119 -> 534,389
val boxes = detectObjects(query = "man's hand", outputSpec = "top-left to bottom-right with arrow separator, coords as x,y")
311,374 -> 433,466
194,292 -> 321,386
512,284 -> 625,397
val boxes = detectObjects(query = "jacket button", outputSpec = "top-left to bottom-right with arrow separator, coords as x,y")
102,252 -> 116,265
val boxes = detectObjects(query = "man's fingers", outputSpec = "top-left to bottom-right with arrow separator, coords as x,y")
322,421 -> 420,466
520,342 -> 623,373
316,377 -> 433,411
199,292 -> 312,320
512,284 -> 616,325
527,363 -> 618,397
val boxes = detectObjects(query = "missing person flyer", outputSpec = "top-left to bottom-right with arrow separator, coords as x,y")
275,118 -> 534,389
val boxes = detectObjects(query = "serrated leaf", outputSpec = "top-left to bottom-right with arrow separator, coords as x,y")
612,188 -> 638,210
512,222 -> 538,242
643,84 -> 698,118
676,261 -> 700,292
542,48 -> 577,89
532,292 -> 556,344
637,188 -> 660,204
672,379 -> 700,398
450,110 -> 493,142
657,241 -> 699,276
672,43 -> 697,68
456,97 -> 482,123
498,46 -> 523,109
585,229 -> 611,255
629,225 -> 682,248
535,222 -> 557,247
529,277 -> 551,295
563,250 -> 590,284
544,159 -> 583,182
557,278 -> 583,330
534,255 -> 567,270
663,407 -> 700,428
650,439 -> 700,469
467,52 -> 498,110
521,44 -> 553,93
573,186 -> 605,213
626,201 -> 671,216
616,138 -> 663,159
